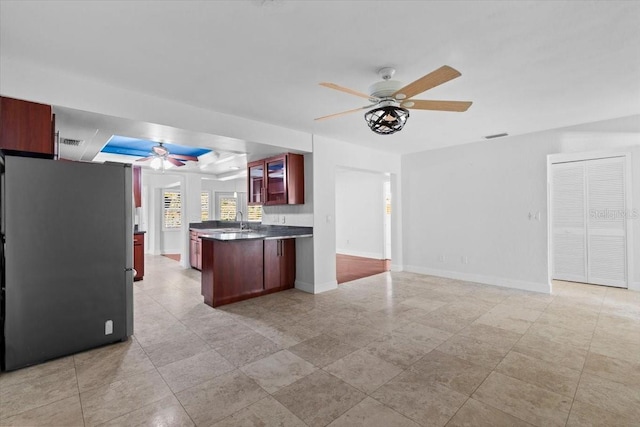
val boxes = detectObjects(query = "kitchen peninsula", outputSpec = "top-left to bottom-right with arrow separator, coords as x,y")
191,223 -> 312,307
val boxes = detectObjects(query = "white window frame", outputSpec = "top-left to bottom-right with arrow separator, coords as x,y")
201,190 -> 211,221
162,190 -> 182,230
216,192 -> 239,221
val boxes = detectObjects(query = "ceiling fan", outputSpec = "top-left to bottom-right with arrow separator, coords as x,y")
316,65 -> 472,135
136,142 -> 199,170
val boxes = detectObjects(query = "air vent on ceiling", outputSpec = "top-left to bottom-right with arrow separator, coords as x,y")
60,138 -> 84,146
484,133 -> 508,139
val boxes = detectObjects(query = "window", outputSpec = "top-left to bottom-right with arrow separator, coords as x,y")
163,190 -> 181,229
215,192 -> 262,222
247,205 -> 262,222
201,191 -> 211,221
219,196 -> 237,221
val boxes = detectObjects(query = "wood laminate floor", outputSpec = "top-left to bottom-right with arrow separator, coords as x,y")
336,254 -> 390,284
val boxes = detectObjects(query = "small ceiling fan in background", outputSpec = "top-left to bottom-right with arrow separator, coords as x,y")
136,142 -> 199,170
316,65 -> 472,135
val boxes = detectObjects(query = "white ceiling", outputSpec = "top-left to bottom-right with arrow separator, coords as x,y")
1,1 -> 639,155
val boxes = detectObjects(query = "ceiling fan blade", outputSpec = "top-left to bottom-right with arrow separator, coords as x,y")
169,154 -> 199,162
319,82 -> 374,100
136,156 -> 153,162
166,157 -> 185,167
314,105 -> 377,121
393,66 -> 461,100
402,100 -> 473,112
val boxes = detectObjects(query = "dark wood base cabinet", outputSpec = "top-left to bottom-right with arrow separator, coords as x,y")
189,231 -> 202,270
134,232 -> 145,281
201,238 -> 296,307
264,239 -> 296,290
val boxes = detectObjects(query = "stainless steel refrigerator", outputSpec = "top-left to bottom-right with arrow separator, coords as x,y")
1,151 -> 134,371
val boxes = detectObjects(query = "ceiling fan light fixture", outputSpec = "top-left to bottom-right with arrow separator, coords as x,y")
150,156 -> 174,171
364,105 -> 410,135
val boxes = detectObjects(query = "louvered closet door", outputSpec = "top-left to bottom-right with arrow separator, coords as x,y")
551,162 -> 588,282
586,157 -> 627,287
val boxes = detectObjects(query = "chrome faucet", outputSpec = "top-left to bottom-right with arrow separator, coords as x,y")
236,211 -> 245,230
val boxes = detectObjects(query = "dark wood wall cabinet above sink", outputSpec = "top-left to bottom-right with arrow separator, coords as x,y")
248,153 -> 304,205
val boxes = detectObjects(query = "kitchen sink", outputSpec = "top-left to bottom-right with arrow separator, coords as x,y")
212,228 -> 252,233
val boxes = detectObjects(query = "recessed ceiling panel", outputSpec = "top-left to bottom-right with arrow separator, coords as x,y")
100,135 -> 212,158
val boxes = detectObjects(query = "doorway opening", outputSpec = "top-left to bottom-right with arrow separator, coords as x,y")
335,168 -> 391,284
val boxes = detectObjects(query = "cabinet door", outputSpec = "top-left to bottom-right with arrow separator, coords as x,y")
196,238 -> 202,271
248,161 -> 265,204
190,238 -> 198,269
281,239 -> 296,289
265,156 -> 287,205
133,234 -> 144,281
0,96 -> 54,155
264,239 -> 281,290
264,239 -> 296,290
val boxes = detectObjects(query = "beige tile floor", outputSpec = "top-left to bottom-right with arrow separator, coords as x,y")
1,255 -> 639,426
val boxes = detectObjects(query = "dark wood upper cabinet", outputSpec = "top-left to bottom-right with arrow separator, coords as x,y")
0,96 -> 54,155
248,160 -> 265,204
248,153 -> 304,206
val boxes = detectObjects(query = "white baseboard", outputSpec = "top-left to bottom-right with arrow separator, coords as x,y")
295,279 -> 338,294
403,265 -> 551,294
336,249 -> 385,260
294,280 -> 314,294
391,264 -> 404,272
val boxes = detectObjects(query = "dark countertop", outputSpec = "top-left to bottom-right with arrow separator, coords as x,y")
190,222 -> 312,242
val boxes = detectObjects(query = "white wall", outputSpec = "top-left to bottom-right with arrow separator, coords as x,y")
307,135 -> 402,294
402,116 -> 639,293
335,169 -> 388,259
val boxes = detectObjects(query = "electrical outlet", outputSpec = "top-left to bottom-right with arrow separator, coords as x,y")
461,256 -> 469,264
438,254 -> 445,262
105,320 -> 113,335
